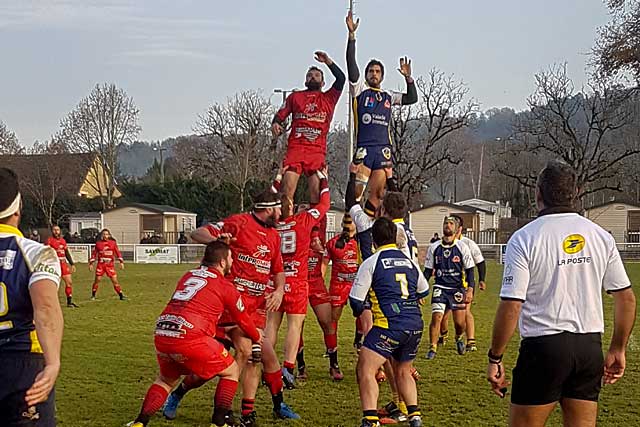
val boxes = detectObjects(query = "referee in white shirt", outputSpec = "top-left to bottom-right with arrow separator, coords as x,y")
487,160 -> 636,427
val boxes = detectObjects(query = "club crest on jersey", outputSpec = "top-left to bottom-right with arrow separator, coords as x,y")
236,297 -> 245,312
253,245 -> 270,258
304,102 -> 318,113
443,249 -> 451,258
382,147 -> 392,160
454,292 -> 464,303
362,113 -> 372,124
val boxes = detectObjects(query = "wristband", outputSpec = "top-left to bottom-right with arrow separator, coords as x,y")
488,349 -> 503,363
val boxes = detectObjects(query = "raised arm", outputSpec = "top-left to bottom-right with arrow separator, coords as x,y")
346,11 -> 360,83
315,51 -> 345,92
392,57 -> 418,106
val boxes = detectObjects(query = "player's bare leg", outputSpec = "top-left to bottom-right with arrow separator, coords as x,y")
439,309 -> 451,347
109,275 -> 126,300
281,313 -> 305,388
265,311 -> 285,349
281,170 -> 301,206
465,302 -> 477,351
377,359 -> 408,422
356,347 -> 387,426
366,169 -> 387,215
354,166 -> 372,214
392,359 -> 422,423
62,275 -> 77,307
452,309 -> 468,355
427,312 -> 444,359
91,276 -> 102,300
355,309 -> 373,350
307,172 -> 327,241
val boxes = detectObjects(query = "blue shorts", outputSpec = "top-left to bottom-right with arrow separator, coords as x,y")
354,145 -> 393,171
431,287 -> 467,313
363,327 -> 423,362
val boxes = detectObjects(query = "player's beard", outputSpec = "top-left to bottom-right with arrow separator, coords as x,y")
265,211 -> 279,227
305,80 -> 322,91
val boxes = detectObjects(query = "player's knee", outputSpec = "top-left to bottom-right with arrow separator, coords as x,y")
224,361 -> 241,380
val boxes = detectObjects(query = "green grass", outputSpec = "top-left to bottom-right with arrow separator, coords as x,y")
55,262 -> 640,427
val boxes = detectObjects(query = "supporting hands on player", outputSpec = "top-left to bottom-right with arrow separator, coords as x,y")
216,233 -> 235,245
464,287 -> 474,304
349,162 -> 359,175
603,348 -> 626,385
346,11 -> 359,37
398,56 -> 413,82
265,287 -> 284,312
314,51 -> 333,66
25,363 -> 60,406
71,265 -> 76,274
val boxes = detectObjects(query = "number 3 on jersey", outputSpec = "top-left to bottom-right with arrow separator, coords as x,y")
281,230 -> 297,254
173,277 -> 207,301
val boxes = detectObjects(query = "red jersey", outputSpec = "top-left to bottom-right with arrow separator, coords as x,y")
325,235 -> 359,285
308,249 -> 324,281
205,213 -> 283,297
90,239 -> 123,265
277,183 -> 330,282
46,236 -> 70,263
274,88 -> 341,154
155,266 -> 260,343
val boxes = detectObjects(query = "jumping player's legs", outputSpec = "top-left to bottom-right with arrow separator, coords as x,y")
281,170 -> 301,207
367,169 -> 387,214
355,165 -> 372,209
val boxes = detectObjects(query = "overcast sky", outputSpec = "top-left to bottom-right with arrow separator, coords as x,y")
0,0 -> 610,145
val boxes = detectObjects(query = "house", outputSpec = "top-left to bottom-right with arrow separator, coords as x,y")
0,152 -> 121,199
326,207 -> 346,240
456,198 -> 512,229
584,201 -> 640,243
409,202 -> 496,246
101,203 -> 197,244
69,212 -> 102,235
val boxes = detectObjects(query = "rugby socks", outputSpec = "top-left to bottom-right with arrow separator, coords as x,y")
64,285 -> 72,298
391,390 -> 400,406
467,338 -> 476,347
398,401 -> 408,415
407,405 -> 421,418
66,296 -> 73,306
241,398 -> 255,417
439,330 -> 449,344
136,383 -> 168,425
283,361 -> 296,376
364,200 -> 377,217
296,346 -> 306,373
264,370 -> 284,396
91,283 -> 98,297
113,283 -> 122,294
212,378 -> 238,425
363,410 -> 379,424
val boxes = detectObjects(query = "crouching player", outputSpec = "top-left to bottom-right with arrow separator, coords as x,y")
350,218 -> 429,427
127,241 -> 262,427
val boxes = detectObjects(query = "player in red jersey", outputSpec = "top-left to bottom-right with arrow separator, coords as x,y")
272,51 -> 344,239
266,169 -> 330,389
89,228 -> 126,300
183,191 -> 299,426
46,225 -> 78,307
127,241 -> 262,427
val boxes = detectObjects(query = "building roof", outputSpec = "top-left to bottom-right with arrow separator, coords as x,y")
1,153 -> 98,195
410,201 -> 494,215
584,200 -> 640,211
69,211 -> 101,219
104,203 -> 196,215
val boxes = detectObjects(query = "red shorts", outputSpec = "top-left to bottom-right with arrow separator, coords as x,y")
329,281 -> 352,307
219,294 -> 267,330
95,263 -> 117,278
308,277 -> 331,307
154,335 -> 234,380
59,261 -> 72,277
278,280 -> 308,314
282,144 -> 325,176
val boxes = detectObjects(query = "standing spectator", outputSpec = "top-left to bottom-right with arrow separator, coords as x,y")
487,160 -> 636,426
177,232 -> 188,244
30,229 -> 41,243
429,233 -> 440,244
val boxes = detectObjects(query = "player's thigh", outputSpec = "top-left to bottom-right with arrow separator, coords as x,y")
286,313 -> 305,332
229,328 -> 253,365
559,398 -> 597,427
509,403 -> 556,427
62,274 -> 72,286
331,304 -> 344,322
357,346 -> 388,376
266,311 -> 284,342
452,308 -> 466,326
368,169 -> 387,197
306,172 -> 320,202
281,170 -> 301,198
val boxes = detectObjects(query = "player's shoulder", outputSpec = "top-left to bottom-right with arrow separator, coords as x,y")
16,236 -> 59,273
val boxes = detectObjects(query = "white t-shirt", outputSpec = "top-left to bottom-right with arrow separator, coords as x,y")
500,213 -> 631,338
460,236 -> 484,264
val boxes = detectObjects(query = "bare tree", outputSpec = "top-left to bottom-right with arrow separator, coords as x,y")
325,125 -> 350,204
391,68 -> 480,208
57,83 -> 141,209
0,121 -> 24,155
497,64 -> 640,207
593,0 -> 640,81
194,90 -> 275,211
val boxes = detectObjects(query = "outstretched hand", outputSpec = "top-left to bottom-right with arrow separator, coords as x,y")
346,11 -> 360,33
398,56 -> 412,78
314,51 -> 333,65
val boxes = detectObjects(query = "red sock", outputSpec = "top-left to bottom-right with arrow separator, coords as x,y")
241,398 -> 255,416
92,282 -> 99,293
263,370 -> 283,396
356,317 -> 363,333
324,333 -> 338,352
113,283 -> 122,294
139,383 -> 168,418
312,204 -> 327,243
214,378 -> 238,410
65,285 -> 72,298
283,360 -> 295,371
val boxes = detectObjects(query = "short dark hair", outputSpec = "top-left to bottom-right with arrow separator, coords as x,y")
0,168 -> 19,221
307,66 -> 324,79
372,217 -> 397,247
253,191 -> 281,212
537,160 -> 578,209
202,240 -> 231,267
365,59 -> 385,78
382,192 -> 407,219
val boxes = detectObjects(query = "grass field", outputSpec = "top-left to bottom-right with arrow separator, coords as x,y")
55,262 -> 640,427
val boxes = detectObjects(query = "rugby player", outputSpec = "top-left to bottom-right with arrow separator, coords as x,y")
0,168 -> 64,427
272,51 -> 344,239
46,225 -> 78,307
350,218 -> 429,427
345,11 -> 418,218
89,229 -> 126,301
127,241 -> 262,427
424,216 -> 476,359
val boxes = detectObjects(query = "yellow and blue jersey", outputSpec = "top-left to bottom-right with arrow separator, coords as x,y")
424,239 -> 475,290
393,219 -> 419,265
349,204 -> 375,263
350,245 -> 429,330
0,224 -> 61,353
350,80 -> 403,148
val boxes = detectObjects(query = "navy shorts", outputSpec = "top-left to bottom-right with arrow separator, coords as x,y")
363,326 -> 423,362
431,286 -> 466,313
0,354 -> 56,427
354,145 -> 393,171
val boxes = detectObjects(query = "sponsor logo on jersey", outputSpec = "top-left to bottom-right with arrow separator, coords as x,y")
238,253 -> 271,271
452,255 -> 461,263
502,276 -> 514,287
34,262 -> 59,276
362,113 -> 372,124
155,314 -> 194,338
252,245 -> 270,258
558,256 -> 592,266
562,234 -> 586,254
364,97 -> 375,108
236,297 -> 245,312
309,209 -> 321,219
0,250 -> 16,270
382,258 -> 413,269
384,99 -> 391,109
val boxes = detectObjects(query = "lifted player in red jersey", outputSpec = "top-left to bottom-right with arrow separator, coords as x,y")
266,169 -> 330,389
127,241 -> 262,427
89,229 -> 126,300
46,225 -> 78,307
271,51 -> 344,237
171,191 -> 298,426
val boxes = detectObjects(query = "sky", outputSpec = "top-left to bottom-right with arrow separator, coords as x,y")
0,0 -> 610,146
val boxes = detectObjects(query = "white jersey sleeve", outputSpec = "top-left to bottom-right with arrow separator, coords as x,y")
458,240 -> 476,270
350,253 -> 378,301
349,79 -> 367,97
18,238 -> 61,289
499,233 -> 530,301
463,237 -> 485,264
602,235 -> 632,293
349,204 -> 374,233
424,242 -> 437,270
